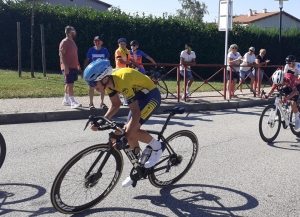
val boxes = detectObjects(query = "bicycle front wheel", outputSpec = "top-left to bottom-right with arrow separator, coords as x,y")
148,130 -> 199,188
0,133 -> 6,168
50,144 -> 123,214
153,78 -> 168,99
289,112 -> 300,136
259,105 -> 281,142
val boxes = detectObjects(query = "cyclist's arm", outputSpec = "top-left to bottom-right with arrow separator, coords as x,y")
104,92 -> 121,119
125,100 -> 141,139
265,84 -> 277,98
146,56 -> 157,65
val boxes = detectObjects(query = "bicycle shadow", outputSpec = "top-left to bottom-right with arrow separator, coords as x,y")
0,183 -> 56,216
71,207 -> 168,217
267,140 -> 300,151
134,184 -> 259,217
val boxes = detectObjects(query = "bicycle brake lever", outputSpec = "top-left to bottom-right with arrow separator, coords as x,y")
83,115 -> 96,131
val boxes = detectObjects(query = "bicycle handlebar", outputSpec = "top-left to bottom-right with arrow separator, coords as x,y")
84,115 -> 126,136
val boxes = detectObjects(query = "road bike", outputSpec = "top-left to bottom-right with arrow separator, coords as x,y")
50,106 -> 199,214
259,89 -> 300,142
146,66 -> 169,99
0,132 -> 6,168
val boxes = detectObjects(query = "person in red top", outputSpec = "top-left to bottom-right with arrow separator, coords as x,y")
264,70 -> 300,129
59,26 -> 82,109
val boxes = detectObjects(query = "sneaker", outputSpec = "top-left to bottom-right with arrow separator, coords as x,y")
62,99 -> 71,106
71,101 -> 82,109
295,119 -> 300,130
238,92 -> 243,95
89,103 -> 95,110
275,116 -> 279,121
100,103 -> 108,109
144,142 -> 166,168
122,176 -> 133,187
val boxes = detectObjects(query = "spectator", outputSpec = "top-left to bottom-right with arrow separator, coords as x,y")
83,36 -> 110,109
253,49 -> 270,93
227,44 -> 243,97
284,55 -> 300,78
180,43 -> 196,99
59,25 -> 82,109
129,40 -> 156,74
114,38 -> 134,106
239,47 -> 257,95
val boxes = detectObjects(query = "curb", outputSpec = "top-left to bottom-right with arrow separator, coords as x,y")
0,97 -> 274,125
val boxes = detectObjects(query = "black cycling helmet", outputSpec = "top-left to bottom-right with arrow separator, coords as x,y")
130,40 -> 139,46
285,55 -> 296,63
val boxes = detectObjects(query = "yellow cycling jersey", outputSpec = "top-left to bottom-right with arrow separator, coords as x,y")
106,68 -> 156,103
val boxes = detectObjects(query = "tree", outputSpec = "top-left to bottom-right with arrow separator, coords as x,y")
108,6 -> 122,14
176,0 -> 208,22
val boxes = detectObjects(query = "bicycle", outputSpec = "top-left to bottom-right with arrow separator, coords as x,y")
0,132 -> 6,168
146,66 -> 169,99
259,89 -> 300,142
50,106 -> 199,214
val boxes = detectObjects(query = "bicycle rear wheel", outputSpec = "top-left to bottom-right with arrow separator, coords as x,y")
50,144 -> 123,214
153,78 -> 168,99
148,130 -> 198,188
259,105 -> 281,142
289,112 -> 300,136
0,133 -> 6,168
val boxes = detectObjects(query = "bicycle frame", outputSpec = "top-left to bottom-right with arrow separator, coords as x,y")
83,108 -> 181,187
273,96 -> 292,127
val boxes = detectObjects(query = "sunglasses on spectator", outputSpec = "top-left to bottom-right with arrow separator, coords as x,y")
286,62 -> 293,64
131,44 -> 138,47
232,47 -> 237,49
249,50 -> 254,52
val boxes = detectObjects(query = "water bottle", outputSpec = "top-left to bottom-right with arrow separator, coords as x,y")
139,146 -> 152,165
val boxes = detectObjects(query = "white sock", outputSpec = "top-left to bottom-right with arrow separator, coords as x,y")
295,112 -> 300,120
69,96 -> 75,103
187,86 -> 190,92
148,138 -> 161,151
64,93 -> 69,100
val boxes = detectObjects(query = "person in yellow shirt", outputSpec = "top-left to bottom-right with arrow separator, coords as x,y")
83,59 -> 165,187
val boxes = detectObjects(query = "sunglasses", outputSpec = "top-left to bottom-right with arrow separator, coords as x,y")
249,50 -> 254,52
88,81 -> 97,87
232,47 -> 238,49
286,62 -> 293,64
131,44 -> 137,47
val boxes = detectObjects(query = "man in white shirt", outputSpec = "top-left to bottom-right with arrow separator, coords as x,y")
284,55 -> 300,78
180,43 -> 196,99
239,46 -> 257,95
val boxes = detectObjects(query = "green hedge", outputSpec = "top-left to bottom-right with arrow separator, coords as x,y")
0,0 -> 300,79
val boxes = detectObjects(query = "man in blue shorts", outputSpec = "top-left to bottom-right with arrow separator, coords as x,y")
180,43 -> 196,99
83,59 -> 165,187
84,36 -> 110,109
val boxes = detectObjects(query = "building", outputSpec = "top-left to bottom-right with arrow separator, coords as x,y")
233,9 -> 300,30
25,0 -> 112,11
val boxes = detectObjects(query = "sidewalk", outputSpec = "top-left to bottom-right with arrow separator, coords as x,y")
0,88 -> 273,125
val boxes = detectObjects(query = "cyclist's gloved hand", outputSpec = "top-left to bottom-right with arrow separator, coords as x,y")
115,136 -> 128,150
90,119 -> 105,131
283,97 -> 288,103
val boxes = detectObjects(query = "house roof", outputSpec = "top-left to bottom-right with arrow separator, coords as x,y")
233,11 -> 300,24
25,0 -> 112,8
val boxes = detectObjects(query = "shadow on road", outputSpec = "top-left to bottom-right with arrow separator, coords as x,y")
0,183 -> 56,216
135,184 -> 259,217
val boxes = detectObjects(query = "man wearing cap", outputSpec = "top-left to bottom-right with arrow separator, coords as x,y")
239,46 -> 258,95
59,25 -> 82,109
84,36 -> 110,109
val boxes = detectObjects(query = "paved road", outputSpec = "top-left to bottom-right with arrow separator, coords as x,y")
1,106 -> 300,217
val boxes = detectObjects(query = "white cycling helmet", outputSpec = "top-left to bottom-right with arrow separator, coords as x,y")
272,70 -> 284,85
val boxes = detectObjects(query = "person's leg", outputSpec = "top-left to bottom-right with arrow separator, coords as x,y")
62,70 -> 71,105
239,70 -> 246,93
100,89 -> 108,108
68,69 -> 81,108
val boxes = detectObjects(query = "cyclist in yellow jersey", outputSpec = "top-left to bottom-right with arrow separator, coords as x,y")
83,59 -> 165,187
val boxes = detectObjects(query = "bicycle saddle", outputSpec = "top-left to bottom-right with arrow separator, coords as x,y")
163,107 -> 185,114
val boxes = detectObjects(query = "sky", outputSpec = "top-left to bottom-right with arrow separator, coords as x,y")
105,0 -> 299,22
